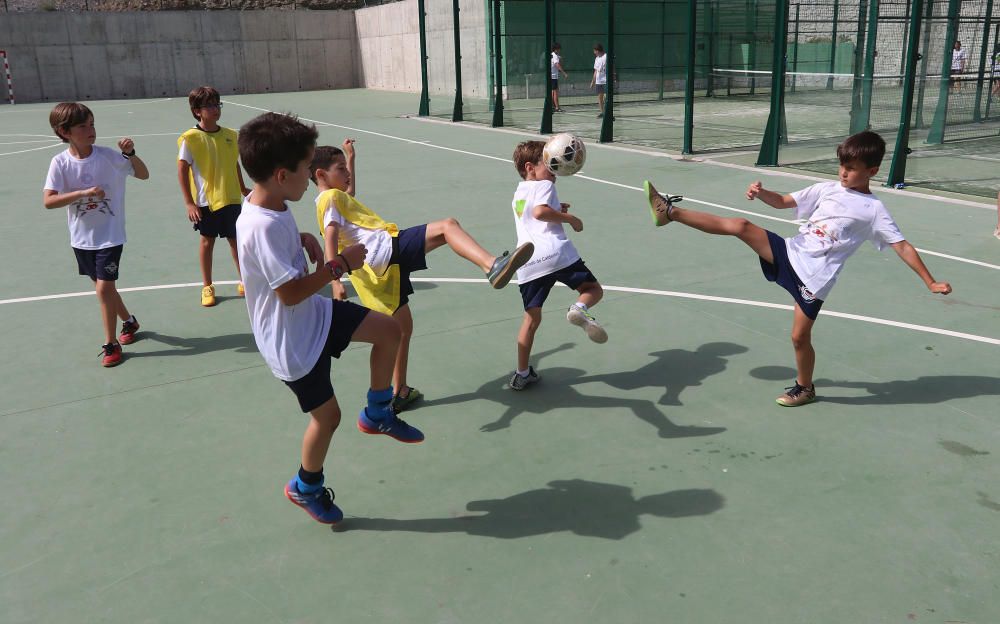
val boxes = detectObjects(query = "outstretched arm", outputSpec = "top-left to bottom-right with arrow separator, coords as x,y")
890,240 -> 952,294
343,138 -> 356,197
746,181 -> 796,209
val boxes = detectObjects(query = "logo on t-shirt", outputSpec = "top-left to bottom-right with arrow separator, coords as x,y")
514,199 -> 528,218
73,197 -> 114,218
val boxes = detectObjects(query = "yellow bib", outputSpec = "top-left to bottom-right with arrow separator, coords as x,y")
315,189 -> 402,315
178,127 -> 242,211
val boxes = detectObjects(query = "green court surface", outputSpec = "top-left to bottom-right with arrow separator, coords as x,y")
2,90 -> 999,624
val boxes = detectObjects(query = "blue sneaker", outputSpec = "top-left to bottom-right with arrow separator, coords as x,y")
357,408 -> 425,443
284,479 -> 344,524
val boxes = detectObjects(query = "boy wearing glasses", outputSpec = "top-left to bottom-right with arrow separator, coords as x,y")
177,86 -> 250,306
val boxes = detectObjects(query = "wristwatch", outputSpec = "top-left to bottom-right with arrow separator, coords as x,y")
121,149 -> 136,159
325,259 -> 345,280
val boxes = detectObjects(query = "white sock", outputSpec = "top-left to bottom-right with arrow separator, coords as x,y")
516,368 -> 530,378
126,314 -> 136,324
572,302 -> 588,312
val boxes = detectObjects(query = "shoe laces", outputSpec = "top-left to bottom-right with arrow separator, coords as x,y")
784,382 -> 812,397
100,343 -> 117,357
122,320 -> 137,334
313,487 -> 336,510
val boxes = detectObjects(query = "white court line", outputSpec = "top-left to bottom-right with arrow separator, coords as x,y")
1,277 -> 997,346
0,139 -> 59,145
0,143 -> 62,157
227,100 -> 1000,271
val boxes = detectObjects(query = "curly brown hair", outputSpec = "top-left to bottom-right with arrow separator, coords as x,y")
513,140 -> 546,179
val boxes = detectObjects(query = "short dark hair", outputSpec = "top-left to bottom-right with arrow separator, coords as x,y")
552,42 -> 561,52
836,131 -> 886,168
594,43 -> 604,53
238,112 -> 319,183
513,140 -> 545,179
309,145 -> 345,183
188,86 -> 220,121
49,102 -> 93,142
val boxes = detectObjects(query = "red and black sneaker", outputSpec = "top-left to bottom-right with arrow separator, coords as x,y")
101,343 -> 123,368
119,317 -> 140,345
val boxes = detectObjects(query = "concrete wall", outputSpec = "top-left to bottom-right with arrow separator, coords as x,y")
0,10 -> 359,103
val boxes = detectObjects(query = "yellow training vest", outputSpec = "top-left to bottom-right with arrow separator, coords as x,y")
315,189 -> 402,315
178,127 -> 242,212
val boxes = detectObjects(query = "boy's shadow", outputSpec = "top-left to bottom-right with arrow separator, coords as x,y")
421,344 -> 726,438
127,331 -> 258,358
341,479 -> 724,540
750,366 -> 1000,405
579,342 -> 748,406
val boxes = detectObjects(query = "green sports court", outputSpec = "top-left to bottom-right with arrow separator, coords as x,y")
2,88 -> 998,623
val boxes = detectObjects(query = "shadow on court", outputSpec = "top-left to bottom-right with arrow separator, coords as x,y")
750,366 -> 1000,405
128,331 -> 257,357
419,343 -> 731,438
339,479 -> 724,540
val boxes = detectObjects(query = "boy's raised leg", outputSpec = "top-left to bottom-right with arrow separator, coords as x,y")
424,218 -> 533,289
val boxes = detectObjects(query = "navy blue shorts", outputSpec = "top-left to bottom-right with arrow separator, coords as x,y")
759,230 -> 824,320
194,204 -> 241,239
74,245 -> 123,282
551,79 -> 559,90
596,84 -> 607,94
284,299 -> 371,413
519,259 -> 598,310
388,224 -> 429,310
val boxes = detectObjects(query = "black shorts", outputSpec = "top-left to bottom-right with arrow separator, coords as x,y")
551,79 -> 559,89
74,245 -> 123,281
194,204 -> 241,239
518,259 -> 598,310
283,299 -> 371,413
759,230 -> 824,320
596,84 -> 606,94
388,224 -> 429,310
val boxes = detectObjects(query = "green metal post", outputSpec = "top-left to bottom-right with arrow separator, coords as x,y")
683,0 -> 696,153
791,3 -> 799,93
885,0 -> 924,187
417,0 -> 430,116
541,0 -> 553,134
599,0 -> 615,142
914,0 -> 934,127
852,0 -> 879,133
748,0 -> 758,93
452,0 -> 464,122
755,0 -> 788,165
490,0 -> 504,127
972,0 -> 995,121
926,0 -> 960,143
848,0 -> 868,132
707,0 -> 717,97
827,0 -> 839,89
658,0 -> 666,101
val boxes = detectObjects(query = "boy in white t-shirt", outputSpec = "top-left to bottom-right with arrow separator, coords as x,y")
643,131 -> 952,407
43,102 -> 150,367
310,139 -> 533,413
550,42 -> 569,113
235,112 -> 419,526
950,40 -> 968,93
591,43 -> 608,117
508,140 -> 607,391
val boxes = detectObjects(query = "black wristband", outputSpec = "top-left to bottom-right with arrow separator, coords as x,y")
335,254 -> 352,274
122,149 -> 136,159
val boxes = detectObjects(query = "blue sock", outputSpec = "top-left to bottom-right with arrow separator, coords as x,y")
366,387 -> 394,422
295,465 -> 324,494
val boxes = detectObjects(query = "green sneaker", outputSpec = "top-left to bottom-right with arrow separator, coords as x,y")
644,180 -> 682,227
487,242 -> 534,289
392,387 -> 423,414
776,382 -> 817,407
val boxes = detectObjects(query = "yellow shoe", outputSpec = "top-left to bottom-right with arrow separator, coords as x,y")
201,284 -> 216,307
236,282 -> 245,297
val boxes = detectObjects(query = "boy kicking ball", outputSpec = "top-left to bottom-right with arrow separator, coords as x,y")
644,130 -> 951,406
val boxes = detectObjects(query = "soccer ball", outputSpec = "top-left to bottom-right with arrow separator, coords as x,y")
543,133 -> 586,176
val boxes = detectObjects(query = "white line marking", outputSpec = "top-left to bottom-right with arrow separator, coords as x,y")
0,138 -> 59,145
2,278 -> 996,346
0,142 -> 61,157
227,102 -> 1000,270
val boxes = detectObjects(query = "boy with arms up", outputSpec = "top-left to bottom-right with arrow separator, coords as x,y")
43,102 -> 150,367
508,140 -> 607,391
236,113 -> 421,526
178,86 -> 250,307
311,138 -> 533,412
643,131 -> 951,406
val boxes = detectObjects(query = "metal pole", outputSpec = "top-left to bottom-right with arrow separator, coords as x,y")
791,3 -> 799,93
885,0 -> 924,187
926,0 -> 960,143
914,0 -> 934,127
491,0 -> 504,127
898,0 -> 912,81
748,0 -> 758,94
659,0 -> 666,101
417,0 -> 430,116
972,0 -> 994,121
848,0 -> 868,131
599,0 -> 615,142
541,0 -> 554,133
853,0 -> 879,133
452,0 -> 464,121
683,0 -> 697,153
755,0 -> 788,165
828,0 -> 840,89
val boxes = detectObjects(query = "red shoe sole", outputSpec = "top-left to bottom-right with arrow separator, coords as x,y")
356,420 -> 424,443
283,484 -> 341,525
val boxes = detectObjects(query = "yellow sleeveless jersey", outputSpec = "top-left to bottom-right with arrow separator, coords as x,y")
178,127 -> 242,212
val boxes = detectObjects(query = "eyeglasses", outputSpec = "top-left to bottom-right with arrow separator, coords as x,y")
203,103 -> 223,110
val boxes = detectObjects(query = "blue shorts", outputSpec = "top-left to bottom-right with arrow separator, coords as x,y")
759,230 -> 824,320
388,224 -> 428,310
519,259 -> 598,310
74,245 -> 123,281
284,299 -> 371,413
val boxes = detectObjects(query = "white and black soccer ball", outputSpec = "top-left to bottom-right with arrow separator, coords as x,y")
543,133 -> 586,176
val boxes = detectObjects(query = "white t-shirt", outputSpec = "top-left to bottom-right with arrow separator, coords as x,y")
317,196 -> 394,276
511,180 -> 581,283
952,48 -> 967,72
594,54 -> 608,85
236,199 -> 332,382
786,181 -> 905,301
551,52 -> 561,80
44,146 -> 134,250
178,135 -> 208,206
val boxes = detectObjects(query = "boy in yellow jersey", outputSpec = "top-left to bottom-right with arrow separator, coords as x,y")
177,86 -> 250,307
310,139 -> 533,413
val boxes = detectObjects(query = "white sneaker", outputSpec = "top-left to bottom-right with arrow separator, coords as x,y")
566,306 -> 608,343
